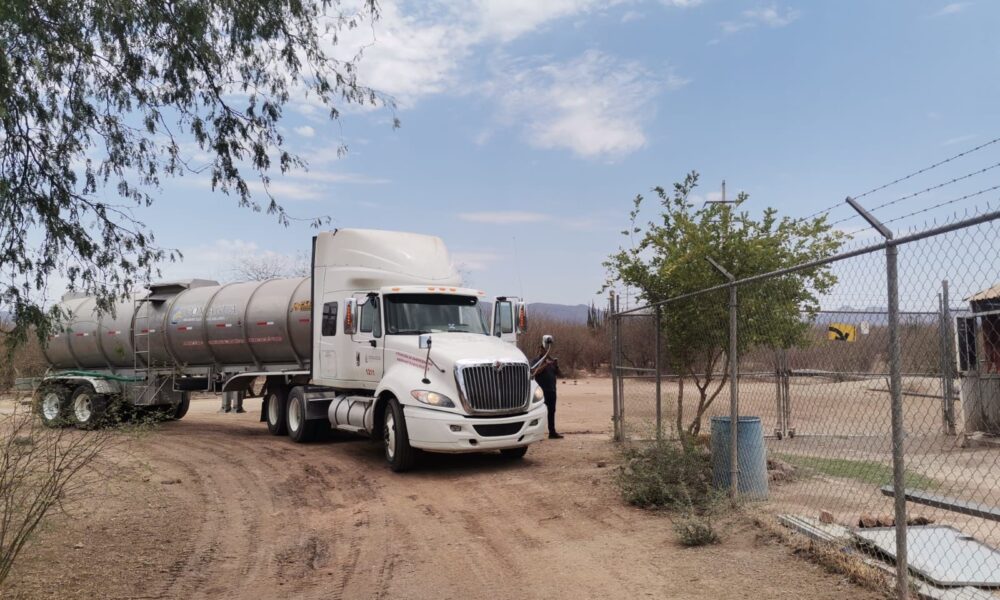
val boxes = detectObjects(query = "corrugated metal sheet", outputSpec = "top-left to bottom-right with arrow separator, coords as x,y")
966,283 -> 1000,303
853,525 -> 1000,587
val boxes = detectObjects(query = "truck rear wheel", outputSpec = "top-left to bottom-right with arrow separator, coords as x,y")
70,384 -> 109,430
265,386 -> 288,436
37,385 -> 71,428
286,387 -> 322,443
384,398 -> 416,472
172,394 -> 191,420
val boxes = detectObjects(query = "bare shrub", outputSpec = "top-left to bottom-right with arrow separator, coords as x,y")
518,317 -> 611,376
616,441 -> 715,510
0,397 -> 118,585
673,514 -> 720,547
0,328 -> 48,391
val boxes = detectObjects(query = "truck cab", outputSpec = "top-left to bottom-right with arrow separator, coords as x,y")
270,229 -> 550,471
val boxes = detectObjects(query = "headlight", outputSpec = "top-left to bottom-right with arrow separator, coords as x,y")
410,390 -> 456,408
532,386 -> 545,403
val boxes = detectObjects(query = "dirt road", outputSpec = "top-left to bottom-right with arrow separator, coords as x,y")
4,379 -> 873,599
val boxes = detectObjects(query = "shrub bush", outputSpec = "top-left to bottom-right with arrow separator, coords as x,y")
672,514 -> 720,547
616,441 -> 715,511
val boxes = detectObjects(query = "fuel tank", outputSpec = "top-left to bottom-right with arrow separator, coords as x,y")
43,278 -> 312,371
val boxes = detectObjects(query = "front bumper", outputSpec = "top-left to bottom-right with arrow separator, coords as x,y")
405,402 -> 548,453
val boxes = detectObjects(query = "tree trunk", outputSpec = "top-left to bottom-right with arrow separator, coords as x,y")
687,353 -> 731,436
676,377 -> 685,443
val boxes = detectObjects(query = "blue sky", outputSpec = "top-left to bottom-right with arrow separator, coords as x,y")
141,0 -> 999,308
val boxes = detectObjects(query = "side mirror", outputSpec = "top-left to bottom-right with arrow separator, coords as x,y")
515,302 -> 528,334
418,333 -> 433,349
542,334 -> 554,349
343,297 -> 357,335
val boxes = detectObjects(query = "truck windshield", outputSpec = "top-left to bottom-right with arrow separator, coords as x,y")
384,294 -> 488,335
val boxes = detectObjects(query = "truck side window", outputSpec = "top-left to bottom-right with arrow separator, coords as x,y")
495,301 -> 513,335
360,297 -> 382,337
321,301 -> 338,336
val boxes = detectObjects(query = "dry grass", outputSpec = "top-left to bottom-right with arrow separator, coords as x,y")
750,512 -> 895,599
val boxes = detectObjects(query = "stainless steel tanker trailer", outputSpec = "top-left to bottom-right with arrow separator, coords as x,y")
37,229 -> 551,471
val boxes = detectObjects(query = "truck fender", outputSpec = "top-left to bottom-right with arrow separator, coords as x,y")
369,390 -> 397,436
43,376 -> 121,396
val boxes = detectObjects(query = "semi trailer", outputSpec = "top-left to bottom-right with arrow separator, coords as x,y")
36,228 -> 552,470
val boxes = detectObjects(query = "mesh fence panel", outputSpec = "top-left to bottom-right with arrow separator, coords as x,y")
610,212 -> 1000,597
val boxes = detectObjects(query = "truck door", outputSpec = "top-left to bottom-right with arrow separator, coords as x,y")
491,296 -> 527,345
317,297 -> 339,380
348,293 -> 384,385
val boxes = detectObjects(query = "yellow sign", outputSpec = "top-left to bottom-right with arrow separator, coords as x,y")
827,323 -> 856,342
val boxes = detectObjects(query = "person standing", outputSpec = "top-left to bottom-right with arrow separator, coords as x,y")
532,345 -> 563,439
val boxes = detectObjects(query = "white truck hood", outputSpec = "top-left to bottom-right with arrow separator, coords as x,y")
385,333 -> 527,372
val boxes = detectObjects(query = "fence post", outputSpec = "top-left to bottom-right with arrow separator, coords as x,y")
940,280 -> 957,435
707,257 -> 739,503
847,197 -> 908,600
655,305 -> 663,441
612,314 -> 621,442
728,281 -> 739,503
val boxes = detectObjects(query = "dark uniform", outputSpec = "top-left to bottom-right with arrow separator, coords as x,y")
533,351 -> 563,438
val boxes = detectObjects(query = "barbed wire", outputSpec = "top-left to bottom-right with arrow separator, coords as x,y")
880,185 -> 1000,226
830,186 -> 1000,234
826,163 -> 1000,229
853,136 -> 1000,200
800,136 -> 1000,222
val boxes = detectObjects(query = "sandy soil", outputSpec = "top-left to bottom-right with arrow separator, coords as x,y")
2,379 -> 876,600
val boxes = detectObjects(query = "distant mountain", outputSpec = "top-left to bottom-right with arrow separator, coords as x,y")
528,303 -> 591,324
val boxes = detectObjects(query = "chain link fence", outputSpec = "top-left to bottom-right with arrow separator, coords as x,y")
611,209 -> 1000,599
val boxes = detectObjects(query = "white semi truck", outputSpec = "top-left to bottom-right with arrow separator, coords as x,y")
36,229 -> 552,470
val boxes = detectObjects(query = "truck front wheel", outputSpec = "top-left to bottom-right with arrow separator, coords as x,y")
383,398 -> 416,472
500,446 -> 528,459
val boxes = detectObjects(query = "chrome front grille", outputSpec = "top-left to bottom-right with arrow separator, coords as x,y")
455,361 -> 531,415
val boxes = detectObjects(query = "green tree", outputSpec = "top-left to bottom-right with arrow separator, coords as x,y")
0,0 -> 391,348
605,172 -> 845,439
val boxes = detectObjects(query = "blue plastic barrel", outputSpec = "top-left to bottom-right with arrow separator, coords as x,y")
710,416 -> 769,500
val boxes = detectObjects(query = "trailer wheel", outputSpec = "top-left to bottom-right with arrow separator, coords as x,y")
500,446 -> 528,459
36,385 -> 71,428
265,386 -> 288,436
70,384 -> 109,430
383,398 -> 416,472
172,394 -> 191,420
286,387 -> 321,443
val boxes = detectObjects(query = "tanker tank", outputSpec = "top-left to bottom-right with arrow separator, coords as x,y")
43,277 -> 312,372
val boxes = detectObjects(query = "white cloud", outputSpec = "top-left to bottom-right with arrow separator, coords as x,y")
167,239 -> 305,282
491,50 -> 676,160
322,0 -> 701,107
943,133 -> 978,146
294,125 -> 316,138
721,4 -> 800,34
620,10 -> 643,22
451,251 -> 503,271
931,2 -> 971,17
458,211 -> 551,224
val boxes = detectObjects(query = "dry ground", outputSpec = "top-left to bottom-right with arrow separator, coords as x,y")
2,378 -> 877,599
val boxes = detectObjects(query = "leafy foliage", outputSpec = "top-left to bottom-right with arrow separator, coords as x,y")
0,0 -> 389,348
605,172 -> 845,435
